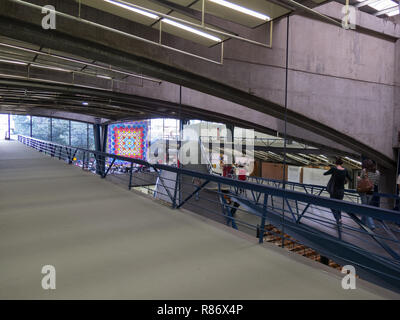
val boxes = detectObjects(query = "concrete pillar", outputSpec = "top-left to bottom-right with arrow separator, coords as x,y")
393,39 -> 400,151
381,38 -> 400,208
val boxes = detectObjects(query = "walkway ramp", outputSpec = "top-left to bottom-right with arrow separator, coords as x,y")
0,141 -> 396,299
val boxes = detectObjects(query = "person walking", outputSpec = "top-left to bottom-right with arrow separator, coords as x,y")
324,158 -> 352,225
395,174 -> 400,212
357,159 -> 380,230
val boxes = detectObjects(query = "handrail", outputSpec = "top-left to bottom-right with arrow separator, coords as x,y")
18,135 -> 400,223
247,175 -> 400,201
17,134 -> 400,291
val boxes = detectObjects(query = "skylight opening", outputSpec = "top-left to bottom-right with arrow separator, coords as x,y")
368,0 -> 397,11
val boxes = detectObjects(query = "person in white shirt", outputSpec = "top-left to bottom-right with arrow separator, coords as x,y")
397,174 -> 400,191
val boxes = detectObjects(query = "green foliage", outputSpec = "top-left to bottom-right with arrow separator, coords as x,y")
12,115 -> 30,136
12,115 -> 94,149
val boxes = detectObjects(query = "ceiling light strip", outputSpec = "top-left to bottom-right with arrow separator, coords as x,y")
162,18 -> 221,42
0,58 -> 27,65
102,0 -> 271,48
104,0 -> 159,19
31,64 -> 70,72
208,0 -> 270,21
105,0 -> 221,42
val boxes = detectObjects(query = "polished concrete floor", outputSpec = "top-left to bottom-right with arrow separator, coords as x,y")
0,140 -> 398,299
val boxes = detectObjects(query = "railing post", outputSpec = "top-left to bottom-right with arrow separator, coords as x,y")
128,163 -> 133,190
82,151 -> 86,170
259,193 -> 268,243
68,149 -> 73,164
172,172 -> 180,209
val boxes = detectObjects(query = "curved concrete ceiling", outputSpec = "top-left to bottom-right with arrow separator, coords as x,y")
0,0 -> 395,168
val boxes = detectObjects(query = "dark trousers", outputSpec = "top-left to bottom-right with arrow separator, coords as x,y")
330,189 -> 344,222
370,185 -> 380,207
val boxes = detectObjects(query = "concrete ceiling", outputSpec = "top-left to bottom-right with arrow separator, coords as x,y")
1,0 -> 392,167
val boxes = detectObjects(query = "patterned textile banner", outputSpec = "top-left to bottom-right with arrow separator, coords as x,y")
108,121 -> 149,162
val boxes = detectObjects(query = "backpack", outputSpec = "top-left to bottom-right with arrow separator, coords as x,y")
357,171 -> 374,194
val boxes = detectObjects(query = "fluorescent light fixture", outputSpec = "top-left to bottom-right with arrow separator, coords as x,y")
82,102 -> 89,106
31,64 -> 70,72
209,0 -> 270,21
104,0 -> 159,19
0,59 -> 27,65
96,74 -> 112,79
344,156 -> 362,165
103,0 -> 221,42
162,18 -> 221,42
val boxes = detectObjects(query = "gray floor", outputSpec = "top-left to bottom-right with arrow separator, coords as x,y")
0,140 -> 398,299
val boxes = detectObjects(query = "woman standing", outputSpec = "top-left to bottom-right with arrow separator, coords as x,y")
358,159 -> 380,230
324,158 -> 353,224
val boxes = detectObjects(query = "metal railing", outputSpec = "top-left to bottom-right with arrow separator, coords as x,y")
17,135 -> 400,293
245,175 -> 400,206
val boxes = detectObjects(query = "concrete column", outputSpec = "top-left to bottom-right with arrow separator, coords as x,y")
380,38 -> 400,207
393,39 -> 400,150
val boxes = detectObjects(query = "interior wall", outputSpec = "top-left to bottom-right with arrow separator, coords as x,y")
261,162 -> 287,180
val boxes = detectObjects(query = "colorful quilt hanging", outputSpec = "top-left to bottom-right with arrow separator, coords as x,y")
108,121 -> 149,162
